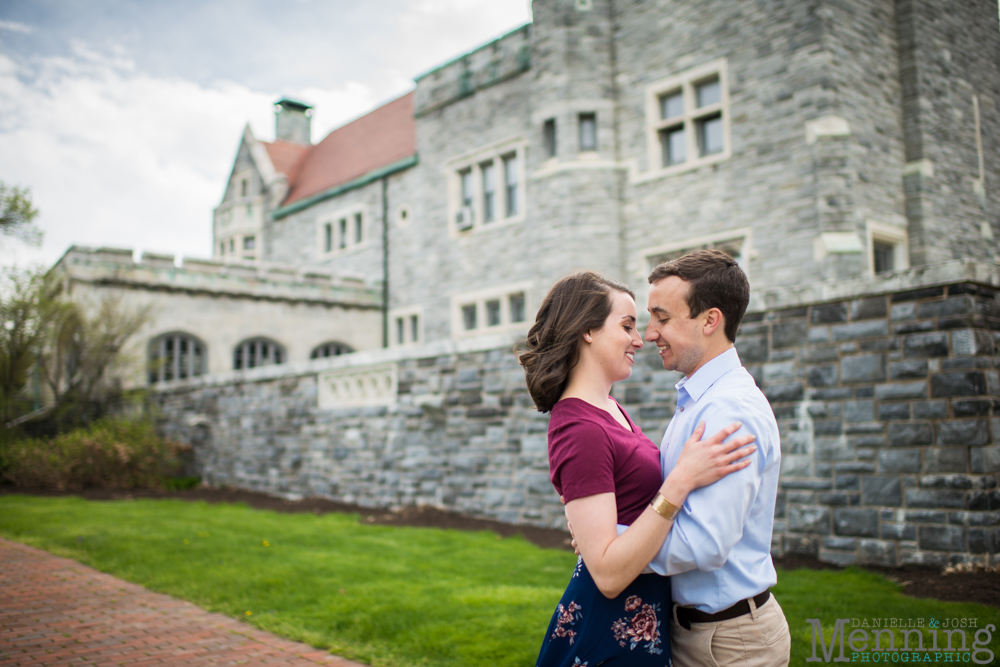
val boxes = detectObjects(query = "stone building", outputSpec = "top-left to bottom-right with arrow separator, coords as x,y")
63,0 -> 1000,566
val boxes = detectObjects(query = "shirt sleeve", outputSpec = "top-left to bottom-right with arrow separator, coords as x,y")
550,419 -> 616,504
645,399 -> 768,576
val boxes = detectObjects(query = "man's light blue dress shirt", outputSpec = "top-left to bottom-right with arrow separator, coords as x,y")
622,347 -> 781,613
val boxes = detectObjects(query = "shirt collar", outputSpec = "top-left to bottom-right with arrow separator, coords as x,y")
675,346 -> 742,403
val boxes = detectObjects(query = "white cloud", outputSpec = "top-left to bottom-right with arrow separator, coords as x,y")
0,47 -> 376,266
0,1 -> 533,269
0,20 -> 33,34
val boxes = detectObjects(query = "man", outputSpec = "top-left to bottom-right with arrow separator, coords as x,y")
638,248 -> 790,666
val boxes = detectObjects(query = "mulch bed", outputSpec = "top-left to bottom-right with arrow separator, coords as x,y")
3,486 -> 997,610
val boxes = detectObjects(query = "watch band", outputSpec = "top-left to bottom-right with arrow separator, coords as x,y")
650,493 -> 681,521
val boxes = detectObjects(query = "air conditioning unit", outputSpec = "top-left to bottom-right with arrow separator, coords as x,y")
455,206 -> 474,231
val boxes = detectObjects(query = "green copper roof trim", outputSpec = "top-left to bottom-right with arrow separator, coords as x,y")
413,23 -> 531,83
270,154 -> 418,220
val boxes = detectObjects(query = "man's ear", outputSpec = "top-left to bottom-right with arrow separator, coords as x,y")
702,308 -> 725,337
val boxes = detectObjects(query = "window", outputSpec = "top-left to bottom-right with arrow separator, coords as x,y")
460,169 -> 474,209
866,220 -> 909,275
233,337 -> 285,370
873,242 -> 894,274
311,342 -> 353,359
397,205 -> 411,225
229,239 -> 234,253
243,235 -> 255,251
503,154 -> 518,216
486,299 -> 501,327
148,333 -> 206,384
642,230 -> 752,277
448,139 -> 526,234
219,242 -> 225,256
543,118 -> 557,158
451,283 -> 532,338
509,293 -> 526,323
646,60 -> 730,176
388,308 -> 422,346
482,161 -> 496,223
318,207 -> 367,257
579,112 -> 597,151
462,304 -> 477,331
240,179 -> 247,198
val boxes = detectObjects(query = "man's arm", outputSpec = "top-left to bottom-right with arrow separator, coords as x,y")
644,405 -> 767,576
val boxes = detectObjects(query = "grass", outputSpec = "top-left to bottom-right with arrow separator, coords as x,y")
1,494 -> 998,666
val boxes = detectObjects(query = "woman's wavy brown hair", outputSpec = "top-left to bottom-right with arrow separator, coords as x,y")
516,271 -> 634,413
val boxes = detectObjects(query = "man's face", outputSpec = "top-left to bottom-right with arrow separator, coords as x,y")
645,276 -> 707,376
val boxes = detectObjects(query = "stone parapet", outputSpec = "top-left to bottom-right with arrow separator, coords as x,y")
54,245 -> 380,309
413,24 -> 531,117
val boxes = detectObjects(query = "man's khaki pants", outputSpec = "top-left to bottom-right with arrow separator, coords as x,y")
670,594 -> 791,667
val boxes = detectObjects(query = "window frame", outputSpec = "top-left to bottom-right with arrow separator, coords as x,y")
233,337 -> 286,371
866,219 -> 909,275
543,118 -> 557,159
387,307 -> 423,347
316,205 -> 368,258
447,137 -> 527,236
310,341 -> 354,359
644,59 -> 731,180
148,332 -> 207,384
450,282 -> 532,339
640,228 -> 753,280
578,112 -> 597,152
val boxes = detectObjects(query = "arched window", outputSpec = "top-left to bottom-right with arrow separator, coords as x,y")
234,337 -> 285,370
310,341 -> 354,359
149,332 -> 206,384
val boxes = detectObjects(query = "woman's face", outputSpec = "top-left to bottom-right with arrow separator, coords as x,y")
586,290 -> 644,383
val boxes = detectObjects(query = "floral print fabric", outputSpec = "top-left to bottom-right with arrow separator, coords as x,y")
536,559 -> 672,667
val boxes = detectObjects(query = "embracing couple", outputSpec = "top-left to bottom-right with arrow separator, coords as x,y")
518,249 -> 791,667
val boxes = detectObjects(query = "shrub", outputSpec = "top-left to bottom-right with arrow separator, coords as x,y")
0,417 -> 182,490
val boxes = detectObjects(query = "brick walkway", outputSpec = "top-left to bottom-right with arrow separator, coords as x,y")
0,538 -> 367,667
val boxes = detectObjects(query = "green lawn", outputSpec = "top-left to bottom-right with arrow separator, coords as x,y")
1,494 -> 997,666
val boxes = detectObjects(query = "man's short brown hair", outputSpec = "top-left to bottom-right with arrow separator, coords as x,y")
647,248 -> 749,342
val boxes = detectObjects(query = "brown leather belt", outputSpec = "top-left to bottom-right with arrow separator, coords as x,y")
674,589 -> 770,630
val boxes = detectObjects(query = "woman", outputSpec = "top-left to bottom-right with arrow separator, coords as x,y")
518,271 -> 756,667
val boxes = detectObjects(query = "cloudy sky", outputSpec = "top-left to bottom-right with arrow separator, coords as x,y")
0,0 -> 532,267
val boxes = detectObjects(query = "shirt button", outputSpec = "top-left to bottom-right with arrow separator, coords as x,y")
679,407 -> 684,412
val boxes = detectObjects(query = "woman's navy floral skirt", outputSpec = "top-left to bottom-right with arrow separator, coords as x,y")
536,557 -> 672,667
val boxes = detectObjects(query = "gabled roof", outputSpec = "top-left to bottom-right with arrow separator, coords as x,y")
267,92 -> 416,209
262,140 -> 309,183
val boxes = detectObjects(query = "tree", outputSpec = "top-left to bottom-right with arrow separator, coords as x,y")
0,265 -> 149,430
36,294 -> 149,426
0,182 -> 42,246
0,269 -> 66,423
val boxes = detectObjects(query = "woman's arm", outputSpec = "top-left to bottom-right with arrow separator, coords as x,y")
565,421 -> 755,599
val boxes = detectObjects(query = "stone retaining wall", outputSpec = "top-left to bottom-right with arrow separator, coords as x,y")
154,265 -> 1000,567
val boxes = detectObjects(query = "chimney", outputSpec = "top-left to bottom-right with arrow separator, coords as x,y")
274,98 -> 313,144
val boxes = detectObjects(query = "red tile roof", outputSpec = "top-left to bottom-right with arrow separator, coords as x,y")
268,92 -> 416,208
262,140 -> 309,183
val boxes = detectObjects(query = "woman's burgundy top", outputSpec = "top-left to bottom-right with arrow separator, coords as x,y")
547,397 -> 663,525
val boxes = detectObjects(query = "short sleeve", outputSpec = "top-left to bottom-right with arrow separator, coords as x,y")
549,420 -> 615,503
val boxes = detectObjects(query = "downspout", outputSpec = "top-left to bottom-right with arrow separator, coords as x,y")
381,176 -> 389,348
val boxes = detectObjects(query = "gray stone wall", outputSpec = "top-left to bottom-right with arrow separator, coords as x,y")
897,0 -> 1000,266
734,281 -> 1000,567
154,263 -> 1000,567
155,335 -> 558,526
